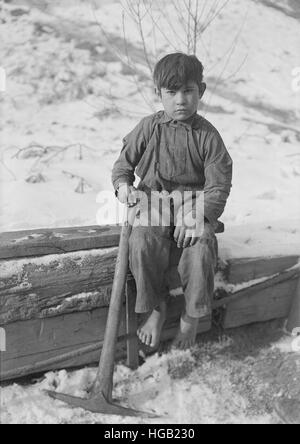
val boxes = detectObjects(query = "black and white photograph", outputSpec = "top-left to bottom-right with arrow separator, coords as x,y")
0,0 -> 299,425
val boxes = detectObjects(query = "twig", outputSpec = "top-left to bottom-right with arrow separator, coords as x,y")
62,170 -> 93,194
203,5 -> 249,116
147,1 -> 185,51
193,0 -> 199,54
0,158 -> 17,180
121,10 -> 155,111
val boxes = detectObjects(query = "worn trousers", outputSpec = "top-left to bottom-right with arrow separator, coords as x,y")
129,224 -> 218,319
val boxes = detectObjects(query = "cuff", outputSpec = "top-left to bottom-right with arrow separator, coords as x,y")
113,177 -> 132,194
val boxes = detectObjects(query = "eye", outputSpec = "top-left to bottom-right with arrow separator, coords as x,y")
166,90 -> 176,95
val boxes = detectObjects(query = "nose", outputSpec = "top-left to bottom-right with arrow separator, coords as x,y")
176,91 -> 186,105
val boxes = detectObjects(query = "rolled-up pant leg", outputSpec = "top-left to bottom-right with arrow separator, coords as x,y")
129,226 -> 171,313
177,224 -> 218,318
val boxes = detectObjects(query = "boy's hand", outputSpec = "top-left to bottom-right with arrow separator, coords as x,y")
117,183 -> 138,206
174,225 -> 198,249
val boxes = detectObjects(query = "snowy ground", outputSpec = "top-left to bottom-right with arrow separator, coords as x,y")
1,320 -> 300,424
0,0 -> 299,425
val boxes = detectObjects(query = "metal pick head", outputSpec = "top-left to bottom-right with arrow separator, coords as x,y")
45,390 -> 159,418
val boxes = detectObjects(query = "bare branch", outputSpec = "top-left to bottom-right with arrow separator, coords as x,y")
203,6 -> 249,116
147,1 -> 186,51
135,0 -> 154,75
222,53 -> 248,82
193,0 -> 200,54
121,10 -> 155,111
199,0 -> 230,34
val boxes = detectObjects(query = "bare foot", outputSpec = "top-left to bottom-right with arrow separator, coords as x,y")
137,301 -> 167,348
172,314 -> 199,350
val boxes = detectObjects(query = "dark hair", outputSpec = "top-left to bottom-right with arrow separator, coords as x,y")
153,53 -> 204,93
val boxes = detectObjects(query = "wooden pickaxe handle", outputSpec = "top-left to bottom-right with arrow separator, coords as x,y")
93,206 -> 136,401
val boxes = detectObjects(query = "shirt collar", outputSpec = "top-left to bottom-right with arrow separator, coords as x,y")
158,111 -> 202,130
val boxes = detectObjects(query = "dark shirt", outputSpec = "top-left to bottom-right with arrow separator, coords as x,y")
112,111 -> 233,227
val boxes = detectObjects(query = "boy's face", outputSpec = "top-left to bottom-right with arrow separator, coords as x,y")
159,81 -> 206,121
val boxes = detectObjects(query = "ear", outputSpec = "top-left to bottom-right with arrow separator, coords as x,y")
199,82 -> 206,99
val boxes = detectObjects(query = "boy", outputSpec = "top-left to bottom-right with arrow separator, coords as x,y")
112,53 -> 232,350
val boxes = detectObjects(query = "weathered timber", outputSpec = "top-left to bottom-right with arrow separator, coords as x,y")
0,248 -> 118,324
0,223 -> 299,381
1,251 -> 299,325
0,306 -> 126,381
286,278 -> 300,333
214,267 -> 300,309
0,223 -> 225,261
223,277 -> 299,329
227,255 -> 299,284
0,293 -> 210,382
0,225 -> 121,260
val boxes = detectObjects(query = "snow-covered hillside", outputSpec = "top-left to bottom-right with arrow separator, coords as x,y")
0,0 -> 299,426
0,0 -> 299,259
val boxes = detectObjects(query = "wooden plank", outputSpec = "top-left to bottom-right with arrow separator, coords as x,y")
223,278 -> 298,329
214,267 -> 300,310
0,293 -> 210,382
0,225 -> 121,260
0,248 -> 118,324
0,306 -> 127,382
286,278 -> 300,333
0,221 -> 225,261
227,255 -> 299,284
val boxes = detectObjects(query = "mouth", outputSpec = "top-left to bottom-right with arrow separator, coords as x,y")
175,109 -> 188,113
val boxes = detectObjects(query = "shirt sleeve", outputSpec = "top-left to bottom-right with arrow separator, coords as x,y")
111,117 -> 151,191
203,130 -> 233,226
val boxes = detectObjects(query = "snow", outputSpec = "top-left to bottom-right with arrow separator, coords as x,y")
1,332 -> 298,425
0,347 -> 270,424
0,0 -> 300,425
0,0 -> 299,260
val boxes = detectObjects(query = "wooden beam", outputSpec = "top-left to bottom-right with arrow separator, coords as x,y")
0,293 -> 210,382
286,278 -> 300,333
0,248 -> 118,324
0,222 -> 224,261
0,306 -> 127,382
214,267 -> 300,310
0,225 -> 121,260
227,255 -> 299,284
223,278 -> 299,329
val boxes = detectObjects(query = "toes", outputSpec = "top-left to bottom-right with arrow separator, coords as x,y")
142,333 -> 148,345
145,334 -> 152,347
150,335 -> 157,348
139,332 -> 145,344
